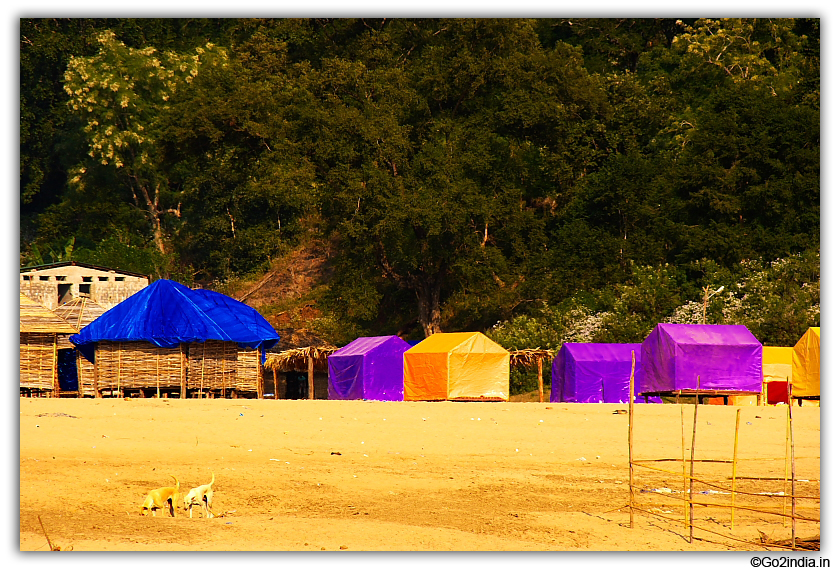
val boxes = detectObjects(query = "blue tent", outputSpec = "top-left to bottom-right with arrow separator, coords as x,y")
70,279 -> 279,361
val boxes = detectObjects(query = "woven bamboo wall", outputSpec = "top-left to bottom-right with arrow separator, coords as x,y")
95,342 -> 183,391
187,341 -> 237,392
20,333 -> 57,390
235,349 -> 262,392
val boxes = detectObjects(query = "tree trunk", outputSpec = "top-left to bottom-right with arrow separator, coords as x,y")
417,281 -> 442,337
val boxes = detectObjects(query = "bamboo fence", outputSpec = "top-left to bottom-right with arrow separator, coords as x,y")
626,366 -> 820,551
95,341 -> 183,396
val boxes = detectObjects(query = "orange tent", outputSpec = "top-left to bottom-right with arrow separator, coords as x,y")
792,327 -> 820,398
403,332 -> 509,401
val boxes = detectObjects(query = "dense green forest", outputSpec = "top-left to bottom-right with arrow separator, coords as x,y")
20,18 -> 820,365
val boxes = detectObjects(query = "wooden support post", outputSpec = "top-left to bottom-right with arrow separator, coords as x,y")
180,344 -> 188,399
628,350 -> 636,529
689,376 -> 700,543
784,387 -> 791,528
52,334 -> 60,398
730,408 -> 741,529
200,343 -> 206,399
681,403 -> 689,529
788,383 -> 797,549
273,368 -> 279,400
257,354 -> 264,399
537,358 -> 544,403
94,346 -> 101,398
308,353 -> 315,400
76,352 -> 84,398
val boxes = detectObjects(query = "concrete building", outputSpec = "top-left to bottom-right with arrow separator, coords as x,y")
20,261 -> 149,310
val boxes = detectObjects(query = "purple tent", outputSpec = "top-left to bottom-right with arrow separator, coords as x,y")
551,343 -> 649,403
640,324 -> 762,394
328,336 -> 410,401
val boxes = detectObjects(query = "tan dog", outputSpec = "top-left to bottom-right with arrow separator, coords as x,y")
183,472 -> 215,518
139,475 -> 180,517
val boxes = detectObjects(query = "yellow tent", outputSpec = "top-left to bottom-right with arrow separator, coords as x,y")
761,346 -> 793,405
792,327 -> 820,398
404,332 -> 509,401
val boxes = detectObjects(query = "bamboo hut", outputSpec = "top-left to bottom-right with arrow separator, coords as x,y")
53,297 -> 108,396
20,293 -> 77,396
70,280 -> 279,398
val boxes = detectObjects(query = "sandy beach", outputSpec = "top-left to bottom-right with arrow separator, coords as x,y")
19,397 -> 819,551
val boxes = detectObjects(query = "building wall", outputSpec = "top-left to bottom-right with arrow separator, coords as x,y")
20,266 -> 148,310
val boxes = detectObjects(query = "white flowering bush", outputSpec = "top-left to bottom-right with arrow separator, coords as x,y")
490,250 -> 819,393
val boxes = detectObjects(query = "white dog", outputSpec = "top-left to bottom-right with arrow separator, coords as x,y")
183,472 -> 215,518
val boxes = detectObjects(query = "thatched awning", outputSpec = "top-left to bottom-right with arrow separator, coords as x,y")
509,348 -> 555,369
264,345 -> 337,373
20,293 -> 77,334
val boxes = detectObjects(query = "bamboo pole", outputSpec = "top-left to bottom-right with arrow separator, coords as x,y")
257,351 -> 264,399
308,353 -> 315,400
273,368 -> 279,400
784,378 -> 791,528
689,376 -> 700,543
731,407 -> 741,529
52,333 -> 59,398
681,403 -> 688,529
117,342 -> 122,397
200,343 -> 206,399
628,350 -> 636,529
156,350 -> 160,399
788,382 -> 797,550
180,344 -> 187,398
94,346 -> 101,398
537,357 -> 544,403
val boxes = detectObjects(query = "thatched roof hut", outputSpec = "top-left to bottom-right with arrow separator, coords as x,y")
70,280 -> 279,398
20,293 -> 76,395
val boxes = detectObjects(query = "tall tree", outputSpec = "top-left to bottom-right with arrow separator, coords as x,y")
62,29 -> 228,258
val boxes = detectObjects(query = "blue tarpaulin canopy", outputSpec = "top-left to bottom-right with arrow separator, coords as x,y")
69,279 -> 279,361
328,336 -> 410,401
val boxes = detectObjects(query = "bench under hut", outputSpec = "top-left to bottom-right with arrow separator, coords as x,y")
509,348 -> 555,403
263,344 -> 337,399
70,280 -> 279,398
20,293 -> 77,396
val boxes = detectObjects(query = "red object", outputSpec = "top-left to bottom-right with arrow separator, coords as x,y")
766,381 -> 790,405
